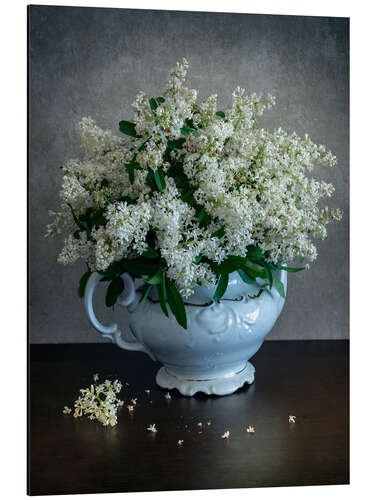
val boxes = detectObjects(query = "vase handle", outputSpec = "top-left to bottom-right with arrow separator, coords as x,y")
84,272 -> 156,361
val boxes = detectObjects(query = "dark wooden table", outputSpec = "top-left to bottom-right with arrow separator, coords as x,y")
28,340 -> 349,495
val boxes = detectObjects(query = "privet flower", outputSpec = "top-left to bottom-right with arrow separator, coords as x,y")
71,377 -> 124,427
47,59 -> 342,328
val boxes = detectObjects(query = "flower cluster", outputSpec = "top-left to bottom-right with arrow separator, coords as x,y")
47,59 -> 342,327
70,377 -> 124,427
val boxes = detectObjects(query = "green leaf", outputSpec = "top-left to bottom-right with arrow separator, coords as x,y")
237,268 -> 256,285
216,111 -> 225,118
193,254 -> 203,264
139,284 -> 152,311
262,261 -> 273,288
146,169 -> 158,192
167,137 -> 186,151
143,247 -> 159,259
215,255 -> 246,275
144,270 -> 163,285
154,168 -> 166,191
156,96 -> 165,104
124,161 -> 140,184
167,163 -> 190,189
157,274 -> 169,317
119,120 -> 140,138
277,265 -> 305,272
97,261 -> 124,279
181,190 -> 196,207
180,126 -> 200,138
105,276 -> 125,307
165,278 -> 187,329
213,273 -> 229,302
273,276 -> 286,298
121,258 -> 159,277
242,261 -> 268,279
246,245 -> 265,260
211,226 -> 225,238
197,206 -> 210,228
78,270 -> 92,298
149,98 -> 158,111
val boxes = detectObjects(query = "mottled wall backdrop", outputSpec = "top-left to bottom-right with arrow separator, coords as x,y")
29,6 -> 349,343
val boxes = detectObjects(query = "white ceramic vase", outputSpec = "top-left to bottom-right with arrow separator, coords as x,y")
84,270 -> 287,396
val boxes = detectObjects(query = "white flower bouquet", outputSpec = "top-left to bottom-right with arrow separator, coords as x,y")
47,59 -> 342,329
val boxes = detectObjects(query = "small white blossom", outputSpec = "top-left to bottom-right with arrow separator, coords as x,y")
71,378 -> 123,427
147,424 -> 158,433
93,374 -> 99,382
246,426 -> 255,434
177,439 -> 184,446
48,59 -> 342,302
164,392 -> 171,400
289,415 -> 296,423
221,431 -> 230,439
130,398 -> 137,405
62,406 -> 72,414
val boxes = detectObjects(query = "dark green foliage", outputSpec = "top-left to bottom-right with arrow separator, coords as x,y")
78,270 -> 92,298
181,125 -> 200,138
154,168 -> 166,191
105,276 -> 125,307
124,162 -> 140,184
139,284 -> 153,311
143,247 -> 159,259
157,273 -> 169,317
211,226 -> 225,238
213,273 -> 229,302
274,276 -> 286,298
165,278 -> 187,329
144,270 -> 163,285
119,120 -> 140,138
237,268 -> 256,284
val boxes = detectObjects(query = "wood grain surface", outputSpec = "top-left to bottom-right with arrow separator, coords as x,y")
28,341 -> 349,495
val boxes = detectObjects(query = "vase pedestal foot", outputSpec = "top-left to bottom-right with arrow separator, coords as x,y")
155,361 -> 255,396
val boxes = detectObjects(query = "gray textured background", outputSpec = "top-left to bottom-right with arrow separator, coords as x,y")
28,6 -> 349,343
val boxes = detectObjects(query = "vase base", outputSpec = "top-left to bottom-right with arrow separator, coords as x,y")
155,361 -> 255,396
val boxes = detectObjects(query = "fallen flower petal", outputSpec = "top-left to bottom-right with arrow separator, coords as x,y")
289,415 -> 296,423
